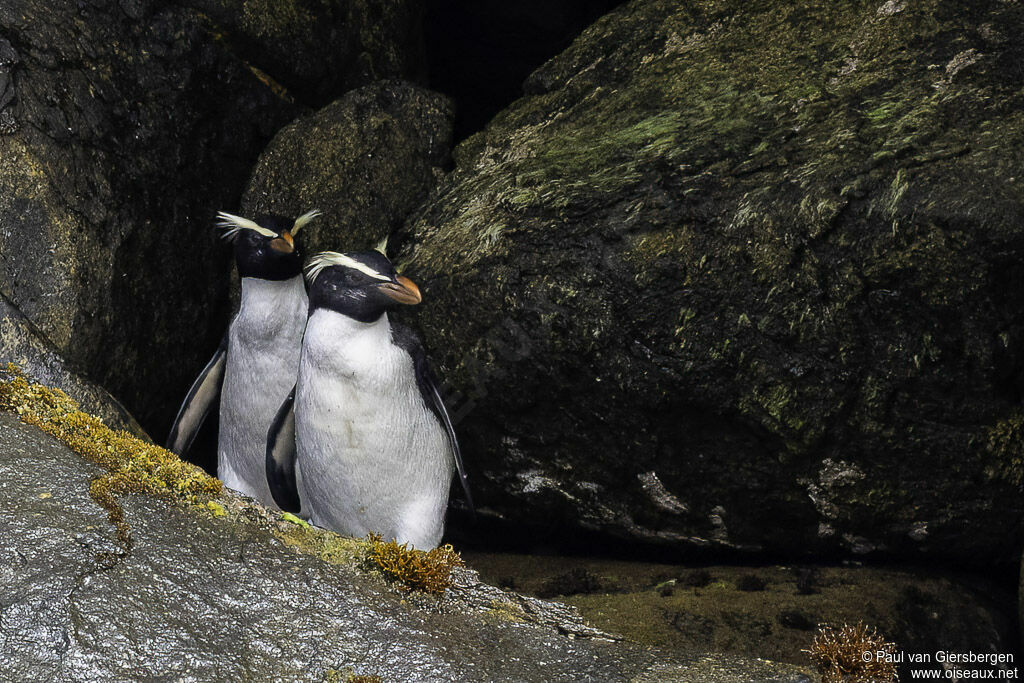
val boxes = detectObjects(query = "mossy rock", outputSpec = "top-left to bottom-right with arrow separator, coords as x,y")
400,0 -> 1024,561
242,81 -> 453,254
0,400 -> 814,681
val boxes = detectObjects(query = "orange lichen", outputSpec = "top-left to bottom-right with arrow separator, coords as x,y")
365,532 -> 464,594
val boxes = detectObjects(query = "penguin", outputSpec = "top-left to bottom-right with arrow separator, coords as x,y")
167,209 -> 320,506
265,250 -> 473,549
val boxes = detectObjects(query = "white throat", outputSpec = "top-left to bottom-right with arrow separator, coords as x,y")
301,309 -> 393,372
239,274 -> 306,308
236,275 -> 308,335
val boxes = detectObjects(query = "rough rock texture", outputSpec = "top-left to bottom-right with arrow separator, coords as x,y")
0,1 -> 306,439
0,0 -> 428,442
183,0 -> 426,105
0,413 -> 817,682
400,0 -> 1024,561
242,81 -> 454,254
0,295 -> 145,438
470,552 -> 1017,681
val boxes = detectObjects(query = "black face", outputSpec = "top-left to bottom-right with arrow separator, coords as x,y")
308,251 -> 422,323
232,214 -> 304,281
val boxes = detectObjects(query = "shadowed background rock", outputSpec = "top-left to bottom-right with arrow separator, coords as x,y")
0,295 -> 145,437
0,0 -> 426,443
399,0 -> 1024,561
241,81 -> 454,255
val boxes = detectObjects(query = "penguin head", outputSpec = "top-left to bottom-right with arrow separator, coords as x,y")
305,250 -> 422,323
217,210 -> 320,280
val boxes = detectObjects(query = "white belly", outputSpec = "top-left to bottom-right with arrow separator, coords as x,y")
219,276 -> 308,506
294,310 -> 454,549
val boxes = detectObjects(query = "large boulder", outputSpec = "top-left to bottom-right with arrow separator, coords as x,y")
0,411 -> 816,682
0,0 -> 424,440
400,0 -> 1024,561
242,81 -> 454,254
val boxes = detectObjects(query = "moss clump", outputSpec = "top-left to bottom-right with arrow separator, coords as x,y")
365,533 -> 464,595
804,622 -> 897,683
0,364 -> 221,549
985,412 -> 1024,486
205,501 -> 228,517
274,523 -> 364,566
484,598 -> 528,624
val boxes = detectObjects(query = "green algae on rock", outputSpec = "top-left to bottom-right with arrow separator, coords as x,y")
400,0 -> 1024,561
465,551 -> 1015,681
0,364 -> 220,548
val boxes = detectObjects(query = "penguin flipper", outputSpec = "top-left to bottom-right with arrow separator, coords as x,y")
391,324 -> 475,516
266,387 -> 301,513
428,375 -> 475,517
166,334 -> 228,454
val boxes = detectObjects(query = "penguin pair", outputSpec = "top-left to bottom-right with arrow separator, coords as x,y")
167,212 -> 471,549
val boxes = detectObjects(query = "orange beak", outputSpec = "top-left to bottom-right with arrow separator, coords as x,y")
270,231 -> 295,254
379,275 -> 422,305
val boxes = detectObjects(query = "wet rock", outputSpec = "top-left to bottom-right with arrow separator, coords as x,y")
0,295 -> 145,438
0,412 -> 816,682
400,0 -> 1024,560
0,37 -> 17,134
242,81 -> 454,254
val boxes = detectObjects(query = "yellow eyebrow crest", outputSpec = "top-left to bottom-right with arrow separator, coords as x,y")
216,211 -> 278,240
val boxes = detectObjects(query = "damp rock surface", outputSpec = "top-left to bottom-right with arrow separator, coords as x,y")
0,413 -> 817,682
400,0 -> 1024,561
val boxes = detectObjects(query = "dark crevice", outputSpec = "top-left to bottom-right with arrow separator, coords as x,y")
423,0 -> 626,142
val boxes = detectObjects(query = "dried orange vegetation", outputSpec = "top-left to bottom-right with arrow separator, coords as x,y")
805,621 -> 898,683
0,364 -> 221,549
365,532 -> 464,594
